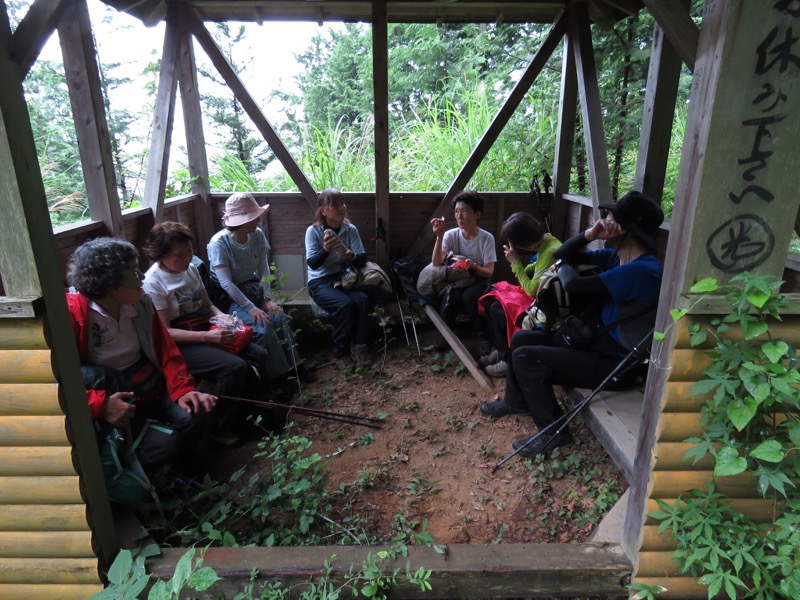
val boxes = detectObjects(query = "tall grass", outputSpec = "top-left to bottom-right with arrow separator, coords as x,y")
193,79 -> 560,194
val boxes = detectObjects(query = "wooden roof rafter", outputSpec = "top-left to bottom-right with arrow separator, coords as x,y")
99,0 -> 645,28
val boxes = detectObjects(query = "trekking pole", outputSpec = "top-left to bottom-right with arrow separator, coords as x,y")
219,395 -> 384,429
376,217 -> 415,349
491,328 -> 654,473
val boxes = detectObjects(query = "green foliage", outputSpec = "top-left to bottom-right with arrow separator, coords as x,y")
89,545 -> 219,600
93,540 -> 436,600
649,273 -> 800,599
146,433 -> 333,548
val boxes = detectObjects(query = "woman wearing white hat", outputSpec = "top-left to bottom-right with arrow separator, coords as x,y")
207,192 -> 315,390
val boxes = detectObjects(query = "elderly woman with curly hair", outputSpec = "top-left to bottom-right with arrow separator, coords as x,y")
66,237 -> 216,472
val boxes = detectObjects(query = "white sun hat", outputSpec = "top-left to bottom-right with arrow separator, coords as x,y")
222,192 -> 269,227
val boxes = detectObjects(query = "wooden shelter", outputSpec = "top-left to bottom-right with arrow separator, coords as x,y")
0,0 -> 798,598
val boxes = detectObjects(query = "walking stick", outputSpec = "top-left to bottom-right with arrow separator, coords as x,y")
491,329 -> 654,473
219,395 -> 384,430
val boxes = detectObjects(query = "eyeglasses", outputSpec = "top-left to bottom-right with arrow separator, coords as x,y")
328,202 -> 346,209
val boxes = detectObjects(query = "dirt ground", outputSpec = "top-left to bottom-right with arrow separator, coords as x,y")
218,316 -> 627,548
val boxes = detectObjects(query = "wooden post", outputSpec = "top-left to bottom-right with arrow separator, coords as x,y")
634,3 -> 685,201
142,1 -> 180,224
570,1 -> 612,210
372,1 -> 390,265
625,0 -> 800,559
58,0 -> 123,237
177,7 -> 214,259
552,24 -> 578,242
0,0 -> 116,568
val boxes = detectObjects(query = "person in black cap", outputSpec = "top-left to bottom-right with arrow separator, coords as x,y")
480,190 -> 664,458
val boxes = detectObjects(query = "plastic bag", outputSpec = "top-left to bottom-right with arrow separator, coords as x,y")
209,314 -> 253,354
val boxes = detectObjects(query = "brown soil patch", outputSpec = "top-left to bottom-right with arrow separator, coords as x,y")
219,321 -> 627,547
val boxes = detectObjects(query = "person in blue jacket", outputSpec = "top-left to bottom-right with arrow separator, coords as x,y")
480,191 -> 664,458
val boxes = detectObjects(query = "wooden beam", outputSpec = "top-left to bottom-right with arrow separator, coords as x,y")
177,6 -> 213,259
409,13 -> 568,256
11,0 -> 69,78
642,0 -> 698,73
372,1 -> 390,265
634,7 -> 684,201
185,9 -> 317,208
422,304 -> 493,390
153,543 -> 631,598
142,2 -> 180,223
551,23 -> 578,241
57,0 -> 123,237
570,1 -> 612,210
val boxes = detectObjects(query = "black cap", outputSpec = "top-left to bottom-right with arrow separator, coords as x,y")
599,191 -> 664,250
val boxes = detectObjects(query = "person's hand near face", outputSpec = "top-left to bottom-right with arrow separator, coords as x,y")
503,242 -> 519,264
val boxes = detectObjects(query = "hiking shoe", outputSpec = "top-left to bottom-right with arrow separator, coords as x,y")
479,399 -> 529,419
484,360 -> 508,378
512,431 -> 573,458
478,348 -> 500,367
354,344 -> 372,367
335,355 -> 356,372
478,336 -> 493,357
433,336 -> 449,352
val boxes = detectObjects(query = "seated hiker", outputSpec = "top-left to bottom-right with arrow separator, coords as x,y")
207,193 -> 315,392
66,237 -> 217,477
480,191 -> 664,458
305,188 -> 376,371
477,212 -> 561,378
429,190 -> 496,352
142,222 -> 281,443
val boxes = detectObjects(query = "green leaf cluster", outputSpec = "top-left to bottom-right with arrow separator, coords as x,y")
649,273 -> 800,599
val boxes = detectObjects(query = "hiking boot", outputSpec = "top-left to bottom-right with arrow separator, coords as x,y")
479,399 -> 529,419
478,336 -> 493,357
512,431 -> 573,458
433,336 -> 449,352
335,355 -> 356,372
484,360 -> 508,378
478,348 -> 500,367
354,344 -> 372,367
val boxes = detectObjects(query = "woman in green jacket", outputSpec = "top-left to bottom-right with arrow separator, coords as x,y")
478,212 -> 561,377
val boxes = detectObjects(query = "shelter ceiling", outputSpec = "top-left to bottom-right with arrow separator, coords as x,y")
101,0 -> 643,28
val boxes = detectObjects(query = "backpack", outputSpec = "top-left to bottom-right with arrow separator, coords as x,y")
336,260 -> 394,303
520,264 -> 601,330
98,422 -> 164,512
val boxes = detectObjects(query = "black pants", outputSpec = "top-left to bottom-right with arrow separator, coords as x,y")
439,281 -> 487,333
82,363 -> 204,470
484,298 -> 509,359
503,330 -> 627,433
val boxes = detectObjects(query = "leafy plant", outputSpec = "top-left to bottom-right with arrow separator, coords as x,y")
648,273 -> 800,599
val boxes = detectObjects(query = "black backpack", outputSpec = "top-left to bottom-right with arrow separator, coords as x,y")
520,264 -> 601,330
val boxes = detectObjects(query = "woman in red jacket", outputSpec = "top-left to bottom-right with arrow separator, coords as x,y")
67,237 -> 216,471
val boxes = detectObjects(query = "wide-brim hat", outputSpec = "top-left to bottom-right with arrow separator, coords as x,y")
222,192 -> 269,227
599,191 -> 664,250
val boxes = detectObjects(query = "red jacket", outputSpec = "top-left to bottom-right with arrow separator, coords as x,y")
66,293 -> 197,419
